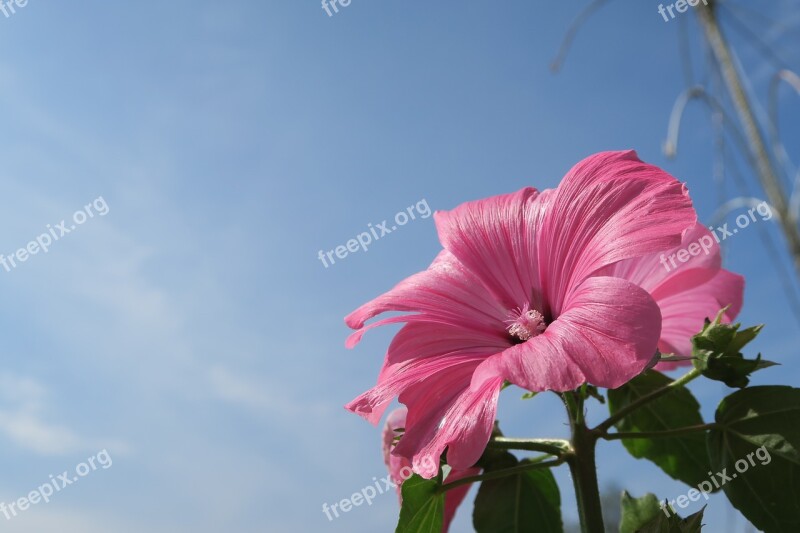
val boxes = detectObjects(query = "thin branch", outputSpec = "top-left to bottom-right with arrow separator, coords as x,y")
767,70 -> 800,217
709,197 -> 781,228
593,368 -> 701,434
602,423 -> 719,441
717,2 -> 787,71
720,0 -> 795,37
678,15 -> 695,87
439,458 -> 565,494
769,70 -> 800,138
487,437 -> 572,457
723,150 -> 800,326
696,3 -> 800,282
550,0 -> 613,72
663,86 -> 750,162
793,168 -> 800,221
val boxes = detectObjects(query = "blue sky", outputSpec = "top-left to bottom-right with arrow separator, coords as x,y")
0,1 -> 797,531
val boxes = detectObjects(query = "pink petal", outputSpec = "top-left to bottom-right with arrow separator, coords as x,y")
433,187 -> 552,311
382,407 -> 480,533
655,269 -> 745,369
346,322 -> 509,424
383,408 -> 412,490
384,321 -> 510,367
538,151 -> 696,316
606,222 -> 744,368
345,251 -> 508,347
474,276 -> 662,391
608,223 -> 721,295
394,375 -> 505,478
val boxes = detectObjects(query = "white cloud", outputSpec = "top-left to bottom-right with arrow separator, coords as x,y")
0,410 -> 82,456
207,365 -> 331,421
0,507 -> 155,533
0,373 -> 127,457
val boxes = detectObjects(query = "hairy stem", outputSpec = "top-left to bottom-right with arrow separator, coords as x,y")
564,391 -> 605,533
487,437 -> 572,457
603,422 -> 719,441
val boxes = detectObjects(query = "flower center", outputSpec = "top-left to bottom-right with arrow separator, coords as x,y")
506,304 -> 547,342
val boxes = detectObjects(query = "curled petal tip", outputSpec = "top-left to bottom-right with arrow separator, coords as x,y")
345,330 -> 364,349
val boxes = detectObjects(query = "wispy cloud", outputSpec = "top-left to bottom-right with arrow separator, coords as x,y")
0,373 -> 126,457
208,365 -> 332,420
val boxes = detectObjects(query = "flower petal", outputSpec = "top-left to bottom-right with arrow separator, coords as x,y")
608,223 -> 721,295
383,408 -> 411,489
394,374 -> 505,478
655,269 -> 745,368
475,276 -> 662,391
346,322 -> 509,424
382,407 -> 480,533
538,151 -> 696,316
606,222 -> 744,368
433,187 -> 551,311
345,251 -> 507,347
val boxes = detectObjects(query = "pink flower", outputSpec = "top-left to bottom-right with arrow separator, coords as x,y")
607,222 -> 744,370
383,408 -> 479,532
346,151 -> 696,478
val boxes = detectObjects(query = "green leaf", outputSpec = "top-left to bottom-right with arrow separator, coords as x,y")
619,491 -> 662,533
707,386 -> 800,532
679,507 -> 705,532
691,312 -> 775,388
473,458 -> 562,533
476,448 -> 517,471
395,474 -> 445,533
698,352 -> 777,389
638,505 -> 705,533
607,370 -> 713,488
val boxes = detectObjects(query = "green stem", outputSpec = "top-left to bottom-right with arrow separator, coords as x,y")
603,422 -> 718,441
563,391 -> 604,533
593,368 -> 702,434
563,390 -> 584,425
487,437 -> 571,457
438,458 -> 564,494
